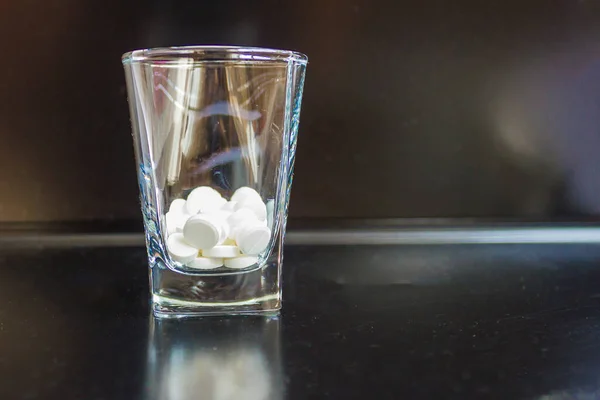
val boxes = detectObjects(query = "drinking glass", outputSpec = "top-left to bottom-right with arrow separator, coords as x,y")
122,46 -> 307,317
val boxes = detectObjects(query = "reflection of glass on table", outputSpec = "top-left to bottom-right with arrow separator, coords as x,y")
146,316 -> 282,400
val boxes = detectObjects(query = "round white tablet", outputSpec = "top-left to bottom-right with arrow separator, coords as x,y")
235,198 -> 267,221
166,212 -> 177,235
185,186 -> 224,214
182,215 -> 222,250
231,186 -> 262,203
227,208 -> 258,230
167,233 -> 198,264
266,199 -> 275,228
226,209 -> 258,241
168,198 -> 186,214
202,245 -> 241,258
207,196 -> 227,213
187,196 -> 226,215
211,211 -> 231,244
224,256 -> 259,269
220,201 -> 238,212
188,256 -> 223,270
233,220 -> 268,242
166,211 -> 189,234
222,237 -> 236,246
212,210 -> 233,220
228,225 -> 244,242
188,186 -> 221,199
236,224 -> 271,255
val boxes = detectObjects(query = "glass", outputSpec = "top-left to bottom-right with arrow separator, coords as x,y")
145,316 -> 282,400
122,46 -> 307,317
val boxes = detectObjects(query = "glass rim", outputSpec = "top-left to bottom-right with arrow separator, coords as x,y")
122,45 -> 308,65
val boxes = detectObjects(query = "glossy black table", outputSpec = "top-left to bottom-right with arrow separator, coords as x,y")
2,241 -> 600,399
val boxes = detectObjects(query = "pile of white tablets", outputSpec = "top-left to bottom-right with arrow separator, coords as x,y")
165,186 -> 271,270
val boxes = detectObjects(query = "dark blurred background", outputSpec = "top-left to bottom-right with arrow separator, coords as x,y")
1,0 -> 600,224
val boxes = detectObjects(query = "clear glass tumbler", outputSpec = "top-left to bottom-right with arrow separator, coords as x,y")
122,46 -> 307,317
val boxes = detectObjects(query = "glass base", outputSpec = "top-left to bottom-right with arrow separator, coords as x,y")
150,256 -> 282,318
152,294 -> 281,318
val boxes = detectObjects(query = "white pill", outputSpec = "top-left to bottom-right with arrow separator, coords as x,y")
224,256 -> 258,269
206,196 -> 227,213
166,213 -> 177,235
228,226 -> 245,242
227,208 -> 259,230
188,256 -> 223,270
222,237 -> 236,246
210,210 -> 232,244
166,211 -> 189,234
220,200 -> 238,212
187,196 -> 226,215
236,224 -> 271,255
202,245 -> 241,258
182,215 -> 222,250
231,187 -> 262,203
169,198 -> 188,215
188,186 -> 221,199
212,210 -> 233,220
226,209 -> 258,241
234,198 -> 267,221
185,187 -> 224,214
230,221 -> 267,242
266,199 -> 275,228
167,233 -> 198,264
232,218 -> 268,242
